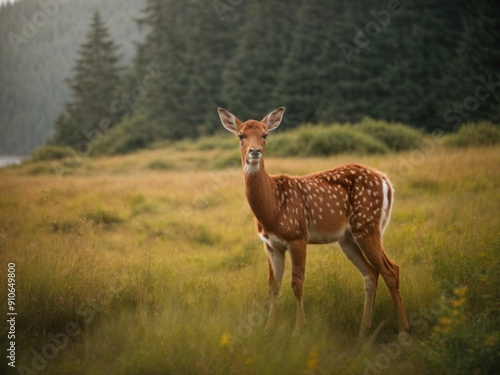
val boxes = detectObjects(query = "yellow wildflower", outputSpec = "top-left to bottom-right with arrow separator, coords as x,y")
453,286 -> 468,297
439,317 -> 452,326
309,346 -> 319,358
307,358 -> 318,370
244,357 -> 256,366
219,333 -> 230,347
452,297 -> 466,308
307,346 -> 319,370
484,335 -> 497,347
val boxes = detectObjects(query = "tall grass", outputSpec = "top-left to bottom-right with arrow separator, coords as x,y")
1,144 -> 499,374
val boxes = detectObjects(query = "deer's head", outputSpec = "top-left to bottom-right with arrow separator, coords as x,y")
218,107 -> 285,174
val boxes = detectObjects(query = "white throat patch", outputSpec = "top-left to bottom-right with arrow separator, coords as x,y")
244,161 -> 260,175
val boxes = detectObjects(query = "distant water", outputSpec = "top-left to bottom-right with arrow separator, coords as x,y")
0,156 -> 25,168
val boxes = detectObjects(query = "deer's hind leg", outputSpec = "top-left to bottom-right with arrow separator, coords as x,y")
288,240 -> 307,336
339,231 -> 379,339
354,233 -> 410,336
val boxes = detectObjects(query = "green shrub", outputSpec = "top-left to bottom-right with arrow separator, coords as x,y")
147,159 -> 175,171
443,121 -> 500,147
123,193 -> 157,216
264,132 -> 301,157
94,112 -> 168,155
82,208 -> 124,226
211,151 -> 241,169
265,118 -> 424,157
355,117 -> 424,151
26,164 -> 62,175
29,146 -> 83,175
303,125 -> 389,155
196,135 -> 235,151
267,125 -> 389,157
31,145 -> 74,161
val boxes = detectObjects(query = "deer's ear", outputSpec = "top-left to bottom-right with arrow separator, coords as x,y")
262,107 -> 285,132
218,108 -> 241,134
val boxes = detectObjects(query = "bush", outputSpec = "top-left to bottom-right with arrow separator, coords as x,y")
355,117 -> 424,151
267,125 -> 389,157
31,145 -> 74,161
196,135 -> 235,151
443,121 -> 500,147
265,118 -> 424,157
147,159 -> 175,171
211,151 -> 241,169
82,207 -> 124,226
301,125 -> 389,156
94,112 -> 168,155
264,131 -> 301,156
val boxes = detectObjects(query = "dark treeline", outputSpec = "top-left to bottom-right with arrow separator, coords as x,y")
117,0 -> 500,141
1,0 -> 499,154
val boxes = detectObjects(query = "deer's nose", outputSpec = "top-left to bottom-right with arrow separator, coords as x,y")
249,147 -> 262,158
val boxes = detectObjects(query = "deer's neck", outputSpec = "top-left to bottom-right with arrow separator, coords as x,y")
244,159 -> 278,230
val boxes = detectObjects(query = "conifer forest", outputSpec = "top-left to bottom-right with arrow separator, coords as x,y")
1,0 -> 499,154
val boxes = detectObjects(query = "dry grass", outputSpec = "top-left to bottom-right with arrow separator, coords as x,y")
0,143 -> 499,374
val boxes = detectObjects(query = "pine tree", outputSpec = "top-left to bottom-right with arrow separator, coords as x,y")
382,0 -> 464,130
315,0 -> 375,124
134,0 -> 169,76
51,10 -> 121,150
274,0 -> 339,125
221,0 -> 300,122
133,0 -> 192,139
133,0 -> 248,139
440,0 -> 500,129
181,0 -> 240,136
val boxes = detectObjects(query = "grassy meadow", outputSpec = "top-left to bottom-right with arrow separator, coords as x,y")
1,138 -> 499,374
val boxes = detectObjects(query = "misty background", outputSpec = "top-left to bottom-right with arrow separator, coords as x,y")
0,0 -> 499,156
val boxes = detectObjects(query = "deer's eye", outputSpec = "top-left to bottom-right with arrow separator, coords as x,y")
237,134 -> 245,141
262,134 -> 268,140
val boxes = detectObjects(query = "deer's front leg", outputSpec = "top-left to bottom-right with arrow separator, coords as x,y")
264,244 -> 285,331
289,240 -> 307,336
